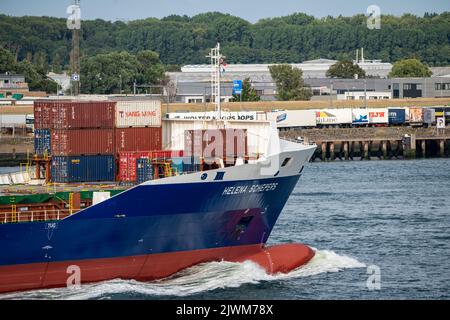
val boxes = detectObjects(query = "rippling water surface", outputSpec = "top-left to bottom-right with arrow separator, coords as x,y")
1,159 -> 449,299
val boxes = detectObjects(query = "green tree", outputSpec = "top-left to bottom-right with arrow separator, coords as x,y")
388,58 -> 433,77
1,12 -> 450,67
326,60 -> 366,78
81,50 -> 165,94
0,47 -> 16,73
231,78 -> 260,102
136,50 -> 165,85
268,64 -> 312,101
14,60 -> 57,92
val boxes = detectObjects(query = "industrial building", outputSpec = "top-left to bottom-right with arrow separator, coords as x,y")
0,73 -> 29,98
167,57 -> 450,103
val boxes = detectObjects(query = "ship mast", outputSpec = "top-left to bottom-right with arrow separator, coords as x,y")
207,43 -> 225,120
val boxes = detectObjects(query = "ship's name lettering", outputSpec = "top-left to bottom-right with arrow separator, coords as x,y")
222,183 -> 278,195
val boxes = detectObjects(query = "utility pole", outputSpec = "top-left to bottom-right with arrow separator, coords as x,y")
329,79 -> 333,108
364,78 -> 367,109
67,0 -> 81,96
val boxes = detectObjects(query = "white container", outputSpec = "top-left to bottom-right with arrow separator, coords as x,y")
352,108 -> 369,125
166,111 -> 258,122
368,108 -> 389,124
115,100 -> 161,128
0,114 -> 26,127
267,110 -> 316,128
315,109 -> 352,125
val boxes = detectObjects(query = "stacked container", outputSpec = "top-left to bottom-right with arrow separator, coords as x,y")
34,100 -> 116,183
114,101 -> 165,184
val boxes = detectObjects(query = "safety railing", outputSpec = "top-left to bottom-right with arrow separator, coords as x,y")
0,208 -> 74,224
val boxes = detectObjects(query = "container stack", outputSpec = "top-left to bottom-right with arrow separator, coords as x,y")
35,100 -> 116,183
115,101 -> 165,183
34,99 -> 183,184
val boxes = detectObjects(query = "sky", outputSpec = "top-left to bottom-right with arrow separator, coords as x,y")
0,0 -> 449,22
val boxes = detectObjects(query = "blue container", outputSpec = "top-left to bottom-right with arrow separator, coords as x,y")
136,158 -> 153,184
51,155 -> 115,183
182,156 -> 201,173
171,157 -> 184,175
34,129 -> 51,155
388,108 -> 406,125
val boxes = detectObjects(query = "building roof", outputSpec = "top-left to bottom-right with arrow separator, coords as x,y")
431,67 -> 450,77
177,59 -> 393,80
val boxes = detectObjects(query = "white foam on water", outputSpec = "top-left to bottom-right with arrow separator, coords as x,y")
0,249 -> 366,300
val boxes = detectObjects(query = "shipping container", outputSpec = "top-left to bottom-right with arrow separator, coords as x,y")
34,129 -> 51,155
115,100 -> 161,128
388,108 -> 406,125
115,127 -> 162,153
434,107 -> 450,123
408,107 -> 424,125
136,158 -> 153,184
351,109 -> 369,125
51,155 -> 115,183
423,108 -> 436,125
184,129 -> 248,159
34,100 -> 115,129
51,129 -> 114,156
149,150 -> 184,159
266,110 -> 316,128
368,108 -> 389,124
166,111 -> 258,122
315,109 -> 352,125
34,101 -> 54,129
0,114 -> 26,126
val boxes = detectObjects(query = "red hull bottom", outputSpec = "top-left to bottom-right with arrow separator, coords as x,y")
0,243 -> 314,294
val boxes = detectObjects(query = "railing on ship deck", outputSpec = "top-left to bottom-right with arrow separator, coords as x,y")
1,208 -> 75,224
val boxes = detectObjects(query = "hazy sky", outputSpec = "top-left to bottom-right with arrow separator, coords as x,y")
0,0 -> 449,22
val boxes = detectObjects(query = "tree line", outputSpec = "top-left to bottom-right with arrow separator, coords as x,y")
1,11 -> 449,69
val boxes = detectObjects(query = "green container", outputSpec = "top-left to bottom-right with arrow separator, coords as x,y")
0,93 -> 5,98
12,93 -> 24,100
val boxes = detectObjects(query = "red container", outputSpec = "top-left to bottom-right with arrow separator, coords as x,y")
51,129 -> 114,156
149,150 -> 184,159
34,100 -> 115,129
184,129 -> 248,158
115,127 -> 162,153
34,101 -> 57,129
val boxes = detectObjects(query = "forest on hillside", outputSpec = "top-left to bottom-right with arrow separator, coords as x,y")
1,11 -> 450,71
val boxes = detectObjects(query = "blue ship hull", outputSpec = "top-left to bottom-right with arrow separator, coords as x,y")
0,174 -> 302,293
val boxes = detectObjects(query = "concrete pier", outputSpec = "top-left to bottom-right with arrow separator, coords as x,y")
281,127 -> 450,162
421,140 -> 427,158
321,142 -> 327,161
329,142 -> 335,161
343,141 -> 349,160
382,141 -> 388,160
364,141 -> 370,160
